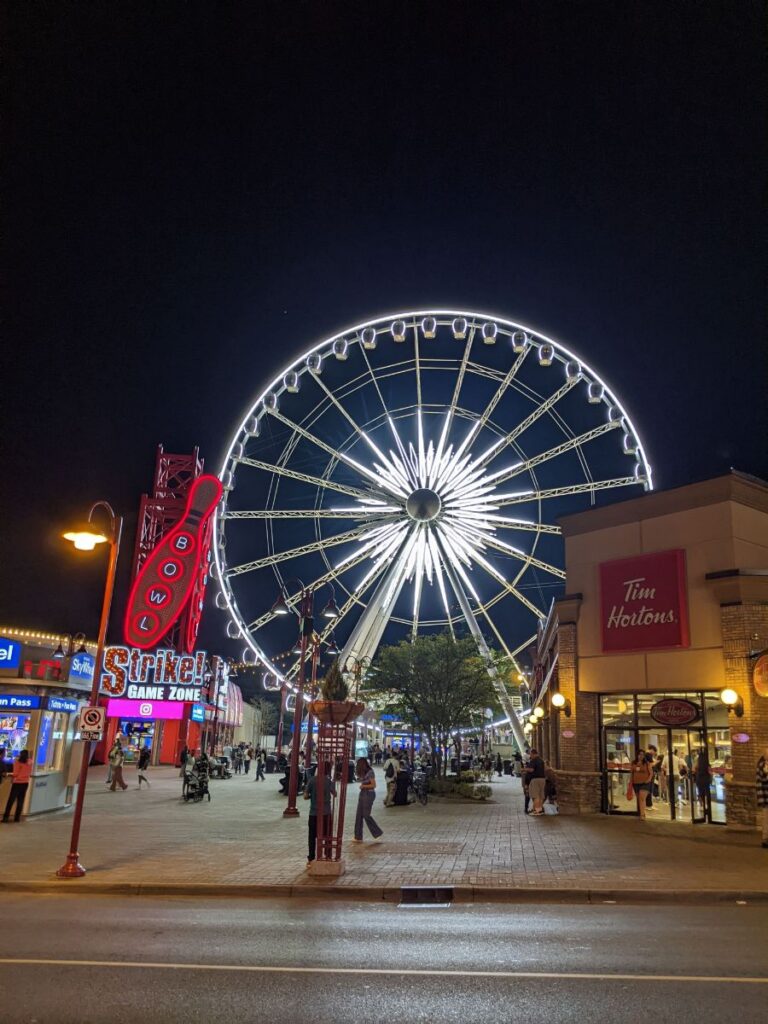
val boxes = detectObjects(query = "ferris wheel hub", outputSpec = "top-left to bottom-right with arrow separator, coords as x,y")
406,487 -> 442,522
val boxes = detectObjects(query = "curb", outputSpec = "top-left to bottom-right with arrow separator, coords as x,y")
2,880 -> 767,905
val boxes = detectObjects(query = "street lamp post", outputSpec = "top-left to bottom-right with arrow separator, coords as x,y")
57,501 -> 122,879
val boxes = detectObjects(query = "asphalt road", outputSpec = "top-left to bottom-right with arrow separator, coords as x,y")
1,895 -> 766,1023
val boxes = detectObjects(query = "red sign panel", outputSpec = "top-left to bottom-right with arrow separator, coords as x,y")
600,549 -> 690,653
650,698 -> 700,727
124,475 -> 223,650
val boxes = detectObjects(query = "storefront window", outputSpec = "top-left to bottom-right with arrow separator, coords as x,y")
0,714 -> 30,759
36,711 -> 70,771
601,694 -> 635,728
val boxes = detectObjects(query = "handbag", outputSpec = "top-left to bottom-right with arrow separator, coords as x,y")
626,781 -> 634,801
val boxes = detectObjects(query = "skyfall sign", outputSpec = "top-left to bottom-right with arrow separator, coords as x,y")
600,549 -> 690,653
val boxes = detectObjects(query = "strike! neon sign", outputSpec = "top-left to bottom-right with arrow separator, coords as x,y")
101,645 -> 208,701
124,475 -> 223,650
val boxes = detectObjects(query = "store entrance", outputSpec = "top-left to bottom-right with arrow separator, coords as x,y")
118,719 -> 155,763
601,693 -> 729,825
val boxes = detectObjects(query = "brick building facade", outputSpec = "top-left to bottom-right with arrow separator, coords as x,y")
527,471 -> 768,830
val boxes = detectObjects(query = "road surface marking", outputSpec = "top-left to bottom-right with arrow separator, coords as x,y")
0,959 -> 765,984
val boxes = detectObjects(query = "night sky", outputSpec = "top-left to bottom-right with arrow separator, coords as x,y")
4,2 -> 766,663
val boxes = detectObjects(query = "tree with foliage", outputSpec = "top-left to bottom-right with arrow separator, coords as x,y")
249,697 -> 279,746
363,633 -> 501,777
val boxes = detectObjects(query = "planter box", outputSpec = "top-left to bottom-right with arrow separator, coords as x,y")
309,700 -> 365,725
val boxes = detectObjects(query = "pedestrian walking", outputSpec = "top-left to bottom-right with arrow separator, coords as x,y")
524,748 -> 547,815
694,748 -> 711,816
352,757 -> 383,842
2,749 -> 32,823
244,745 -> 253,774
756,747 -> 768,849
179,744 -> 190,778
495,753 -> 503,778
137,746 -> 151,788
383,751 -> 399,806
304,762 -> 336,865
255,750 -> 266,781
108,739 -> 128,791
630,750 -> 653,819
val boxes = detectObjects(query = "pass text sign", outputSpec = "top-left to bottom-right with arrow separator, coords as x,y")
600,549 -> 689,653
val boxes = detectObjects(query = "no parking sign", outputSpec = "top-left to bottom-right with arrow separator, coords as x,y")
77,705 -> 105,741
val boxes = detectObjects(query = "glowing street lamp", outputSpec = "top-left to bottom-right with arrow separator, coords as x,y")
57,501 -> 123,879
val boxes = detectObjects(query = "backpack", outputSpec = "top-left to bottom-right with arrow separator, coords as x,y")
385,762 -> 395,779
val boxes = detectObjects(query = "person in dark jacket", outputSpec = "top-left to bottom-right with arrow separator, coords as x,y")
495,753 -> 503,778
756,748 -> 768,849
137,746 -> 151,788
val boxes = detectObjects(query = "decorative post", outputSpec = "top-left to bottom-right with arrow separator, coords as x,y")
304,639 -> 320,768
308,660 -> 364,876
276,681 -> 287,757
283,588 -> 313,817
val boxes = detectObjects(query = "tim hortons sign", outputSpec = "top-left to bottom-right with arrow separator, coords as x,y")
99,645 -> 207,702
600,549 -> 690,653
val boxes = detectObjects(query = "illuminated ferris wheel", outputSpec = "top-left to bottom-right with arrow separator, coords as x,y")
212,310 -> 652,745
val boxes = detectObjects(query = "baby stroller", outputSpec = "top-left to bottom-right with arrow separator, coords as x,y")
182,756 -> 211,802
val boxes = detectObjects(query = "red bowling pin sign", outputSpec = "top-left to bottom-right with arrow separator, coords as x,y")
124,475 -> 223,650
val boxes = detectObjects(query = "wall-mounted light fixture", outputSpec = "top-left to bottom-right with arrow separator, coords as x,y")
720,688 -> 744,717
550,691 -> 572,717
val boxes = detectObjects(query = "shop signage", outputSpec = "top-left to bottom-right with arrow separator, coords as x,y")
561,729 -> 575,738
68,652 -> 95,683
190,703 -> 205,723
100,645 -> 207,702
106,698 -> 186,720
46,696 -> 80,714
650,698 -> 700,726
733,733 -> 750,743
0,636 -> 22,671
123,475 -> 223,651
753,654 -> 768,699
0,693 -> 40,710
600,549 -> 690,653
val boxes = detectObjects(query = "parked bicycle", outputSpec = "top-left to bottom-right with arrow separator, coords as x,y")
410,768 -> 429,806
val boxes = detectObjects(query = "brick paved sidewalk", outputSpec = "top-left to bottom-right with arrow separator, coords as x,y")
1,765 -> 765,894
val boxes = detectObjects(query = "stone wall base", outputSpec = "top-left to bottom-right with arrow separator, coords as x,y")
556,769 -> 602,814
726,780 -> 757,828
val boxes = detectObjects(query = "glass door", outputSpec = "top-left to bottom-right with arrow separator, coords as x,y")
603,728 -> 636,814
638,728 -> 673,821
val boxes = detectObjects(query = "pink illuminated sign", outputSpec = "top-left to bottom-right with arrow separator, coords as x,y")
106,698 -> 185,720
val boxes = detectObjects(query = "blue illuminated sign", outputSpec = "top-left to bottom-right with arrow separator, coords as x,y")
68,653 -> 95,683
190,703 -> 205,723
46,696 -> 80,714
0,637 -> 22,671
0,693 -> 41,710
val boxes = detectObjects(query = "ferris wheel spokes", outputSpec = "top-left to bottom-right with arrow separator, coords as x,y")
493,475 -> 638,507
238,456 -> 375,501
227,521 -> 391,577
488,419 -> 622,487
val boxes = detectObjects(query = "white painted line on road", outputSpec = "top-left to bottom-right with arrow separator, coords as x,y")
0,959 -> 765,984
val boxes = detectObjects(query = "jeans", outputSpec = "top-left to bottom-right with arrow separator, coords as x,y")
354,790 -> 383,840
256,764 -> 265,780
308,813 -> 332,860
244,761 -> 251,774
3,782 -> 28,822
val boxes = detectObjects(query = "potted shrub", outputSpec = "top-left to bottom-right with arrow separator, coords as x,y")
310,660 -> 365,725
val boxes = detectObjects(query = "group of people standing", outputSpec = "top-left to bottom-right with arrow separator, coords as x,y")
628,745 -> 713,820
106,738 -> 150,791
